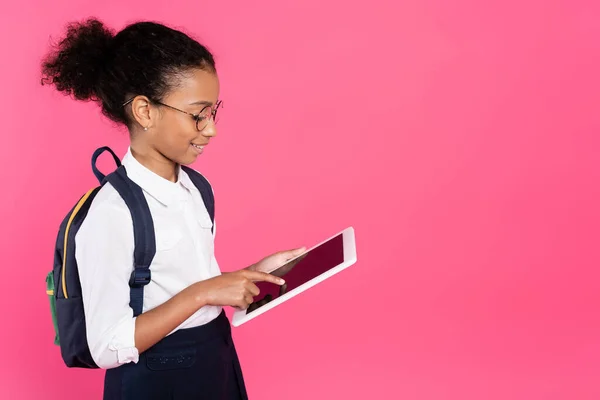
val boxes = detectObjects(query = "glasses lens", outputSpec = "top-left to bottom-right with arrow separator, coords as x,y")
196,101 -> 222,131
213,101 -> 222,124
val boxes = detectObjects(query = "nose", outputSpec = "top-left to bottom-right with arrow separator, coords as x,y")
201,119 -> 217,138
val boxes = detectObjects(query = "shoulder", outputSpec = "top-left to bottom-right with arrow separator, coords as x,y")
74,183 -> 135,273
89,182 -> 130,216
77,182 -> 133,238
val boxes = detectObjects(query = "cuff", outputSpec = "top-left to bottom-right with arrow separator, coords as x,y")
107,316 -> 139,364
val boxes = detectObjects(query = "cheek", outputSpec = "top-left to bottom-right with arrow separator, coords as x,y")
158,120 -> 195,148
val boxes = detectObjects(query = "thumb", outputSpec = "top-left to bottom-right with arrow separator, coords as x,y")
283,247 -> 306,259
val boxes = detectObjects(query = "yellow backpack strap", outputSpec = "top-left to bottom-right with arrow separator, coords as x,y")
61,187 -> 96,298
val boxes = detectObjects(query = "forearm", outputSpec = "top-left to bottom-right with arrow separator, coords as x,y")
134,282 -> 207,354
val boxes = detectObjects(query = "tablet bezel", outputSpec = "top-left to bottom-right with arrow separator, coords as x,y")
231,226 -> 357,327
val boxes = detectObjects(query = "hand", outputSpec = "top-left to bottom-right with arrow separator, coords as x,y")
246,282 -> 290,314
249,247 -> 307,275
198,269 -> 285,310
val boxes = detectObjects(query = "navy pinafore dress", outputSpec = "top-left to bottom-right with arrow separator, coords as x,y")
103,310 -> 248,399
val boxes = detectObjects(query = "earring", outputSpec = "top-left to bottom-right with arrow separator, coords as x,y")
144,127 -> 148,131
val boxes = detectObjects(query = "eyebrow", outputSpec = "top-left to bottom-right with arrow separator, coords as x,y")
189,100 -> 214,106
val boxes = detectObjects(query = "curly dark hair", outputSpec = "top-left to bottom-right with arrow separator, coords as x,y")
41,18 -> 216,126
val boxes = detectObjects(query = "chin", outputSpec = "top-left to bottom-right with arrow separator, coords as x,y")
179,153 -> 200,166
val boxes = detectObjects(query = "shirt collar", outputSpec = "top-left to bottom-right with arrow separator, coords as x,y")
121,147 -> 194,207
178,168 -> 196,193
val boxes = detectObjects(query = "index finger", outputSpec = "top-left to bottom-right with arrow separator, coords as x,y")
244,270 -> 285,285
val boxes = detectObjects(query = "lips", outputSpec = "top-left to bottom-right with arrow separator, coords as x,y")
191,142 -> 208,154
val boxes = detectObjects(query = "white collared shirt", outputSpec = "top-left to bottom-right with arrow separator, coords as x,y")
75,147 -> 222,369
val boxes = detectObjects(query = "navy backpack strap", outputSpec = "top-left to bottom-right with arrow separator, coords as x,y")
91,147 -> 122,184
181,166 -> 215,231
105,166 -> 156,317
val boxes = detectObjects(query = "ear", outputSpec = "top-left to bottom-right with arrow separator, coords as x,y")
130,95 -> 154,130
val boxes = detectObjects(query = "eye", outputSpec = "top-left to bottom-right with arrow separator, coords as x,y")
197,106 -> 212,119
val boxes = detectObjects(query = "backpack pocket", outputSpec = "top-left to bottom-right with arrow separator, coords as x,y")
46,271 -> 60,346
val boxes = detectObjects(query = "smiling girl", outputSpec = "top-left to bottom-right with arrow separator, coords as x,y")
41,18 -> 304,400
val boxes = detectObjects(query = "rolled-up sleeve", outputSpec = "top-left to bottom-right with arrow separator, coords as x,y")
75,193 -> 138,369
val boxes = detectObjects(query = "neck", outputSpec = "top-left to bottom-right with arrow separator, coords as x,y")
130,145 -> 179,183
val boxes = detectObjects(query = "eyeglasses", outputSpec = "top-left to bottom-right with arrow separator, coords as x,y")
123,97 -> 222,131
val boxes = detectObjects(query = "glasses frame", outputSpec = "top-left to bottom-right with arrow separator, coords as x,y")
123,97 -> 222,131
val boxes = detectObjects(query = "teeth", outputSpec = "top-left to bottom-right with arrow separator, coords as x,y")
192,144 -> 204,149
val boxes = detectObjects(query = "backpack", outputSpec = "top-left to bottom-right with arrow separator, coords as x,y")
45,146 -> 215,368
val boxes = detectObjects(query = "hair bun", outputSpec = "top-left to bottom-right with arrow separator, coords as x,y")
41,18 -> 115,101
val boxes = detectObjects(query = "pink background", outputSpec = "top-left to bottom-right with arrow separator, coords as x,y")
1,0 -> 600,399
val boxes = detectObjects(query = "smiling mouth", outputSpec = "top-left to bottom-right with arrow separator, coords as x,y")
191,143 -> 206,150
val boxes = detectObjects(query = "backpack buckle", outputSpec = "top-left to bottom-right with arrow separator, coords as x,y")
129,269 -> 151,287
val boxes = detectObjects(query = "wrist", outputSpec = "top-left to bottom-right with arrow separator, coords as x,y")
191,280 -> 210,308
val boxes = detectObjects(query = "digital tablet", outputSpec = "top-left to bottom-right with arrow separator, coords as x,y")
231,226 -> 357,327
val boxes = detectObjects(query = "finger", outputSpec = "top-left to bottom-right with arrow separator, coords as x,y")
243,270 -> 285,285
279,283 -> 288,296
246,282 -> 260,297
244,294 -> 254,306
257,294 -> 272,307
237,296 -> 250,309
